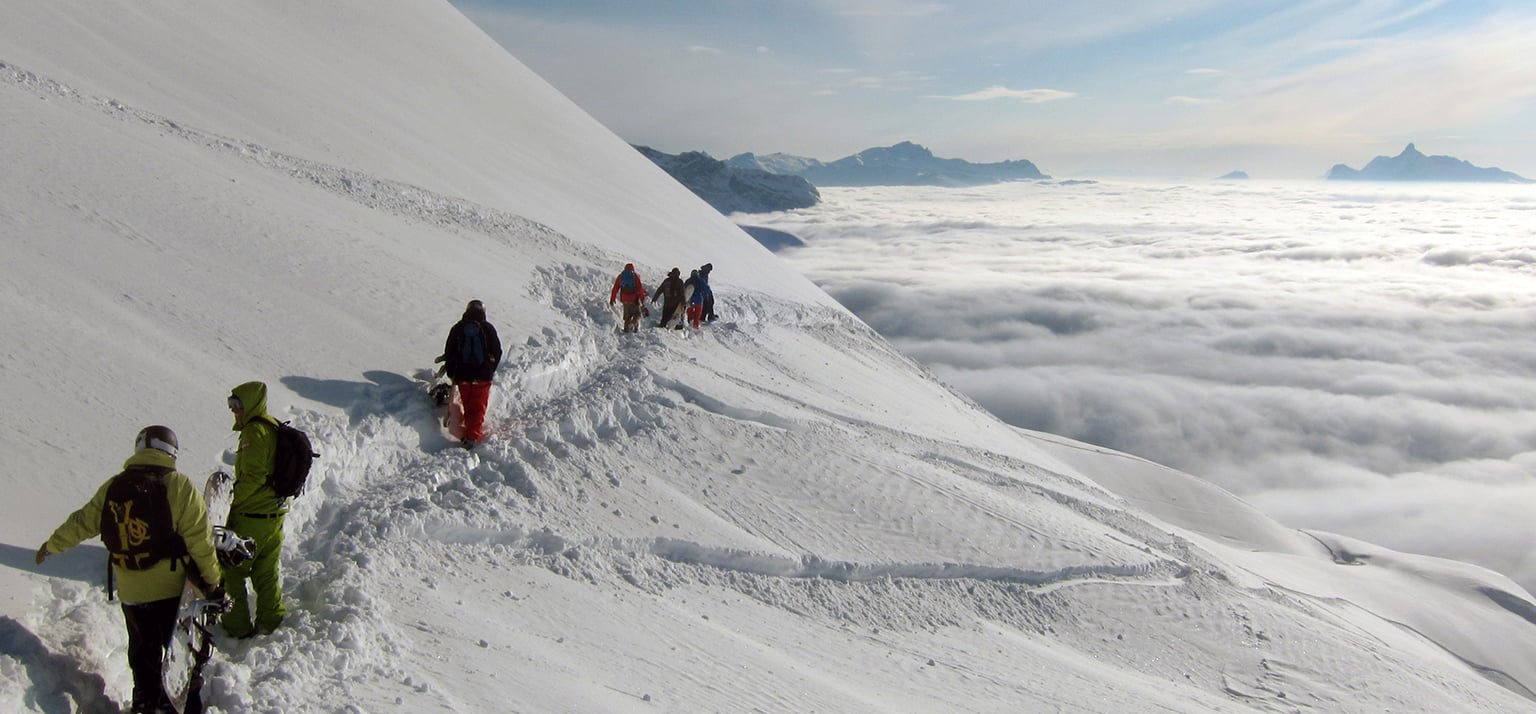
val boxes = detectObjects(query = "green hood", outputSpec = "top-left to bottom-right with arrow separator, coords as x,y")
231,380 -> 270,430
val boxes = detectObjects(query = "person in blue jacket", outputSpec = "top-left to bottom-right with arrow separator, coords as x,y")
684,269 -> 709,329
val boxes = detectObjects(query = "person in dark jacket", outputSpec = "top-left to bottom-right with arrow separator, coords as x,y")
442,300 -> 503,447
609,263 -> 648,333
651,267 -> 685,329
699,262 -> 717,322
38,425 -> 223,713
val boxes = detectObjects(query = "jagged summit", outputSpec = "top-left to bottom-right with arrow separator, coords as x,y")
634,145 -> 820,214
1327,143 -> 1531,183
845,140 -> 934,163
726,151 -> 825,175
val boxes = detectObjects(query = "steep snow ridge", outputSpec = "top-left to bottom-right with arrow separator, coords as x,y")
0,57 -> 602,271
0,1 -> 829,305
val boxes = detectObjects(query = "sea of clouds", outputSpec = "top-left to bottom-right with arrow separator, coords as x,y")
758,179 -> 1536,593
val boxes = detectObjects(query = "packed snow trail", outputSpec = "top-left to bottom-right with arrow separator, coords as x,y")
164,262 -> 1520,712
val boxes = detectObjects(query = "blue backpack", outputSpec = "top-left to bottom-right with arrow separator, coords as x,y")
620,270 -> 637,291
461,321 -> 487,366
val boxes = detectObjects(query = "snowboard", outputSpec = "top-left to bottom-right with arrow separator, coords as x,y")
606,299 -> 623,332
161,470 -> 237,713
445,382 -> 466,441
658,301 -> 684,329
418,358 -> 454,424
680,284 -> 700,331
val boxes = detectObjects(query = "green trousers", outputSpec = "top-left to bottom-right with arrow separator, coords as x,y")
221,512 -> 287,637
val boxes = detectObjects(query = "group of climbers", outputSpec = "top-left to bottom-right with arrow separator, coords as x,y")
611,262 -> 717,331
33,261 -> 717,711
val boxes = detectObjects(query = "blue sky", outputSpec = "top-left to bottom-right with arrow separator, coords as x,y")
453,1 -> 1536,178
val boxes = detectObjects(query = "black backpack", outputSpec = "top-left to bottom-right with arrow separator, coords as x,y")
267,420 -> 319,499
460,321 -> 487,366
100,466 -> 185,570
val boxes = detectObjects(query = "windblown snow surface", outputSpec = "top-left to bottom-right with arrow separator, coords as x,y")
2,1 -> 1536,712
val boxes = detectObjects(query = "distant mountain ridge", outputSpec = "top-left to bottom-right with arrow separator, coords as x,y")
634,145 -> 821,214
735,152 -> 824,176
1327,143 -> 1531,183
730,141 -> 1049,187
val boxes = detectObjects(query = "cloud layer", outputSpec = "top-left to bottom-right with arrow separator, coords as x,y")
762,179 -> 1536,592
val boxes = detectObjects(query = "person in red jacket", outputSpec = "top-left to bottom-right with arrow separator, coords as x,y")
608,263 -> 648,333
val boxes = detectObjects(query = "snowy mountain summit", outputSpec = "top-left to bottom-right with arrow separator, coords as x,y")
634,145 -> 821,214
1326,143 -> 1532,182
3,2 -> 1536,712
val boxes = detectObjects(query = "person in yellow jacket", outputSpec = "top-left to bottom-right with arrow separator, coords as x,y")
221,381 -> 288,638
36,425 -> 222,714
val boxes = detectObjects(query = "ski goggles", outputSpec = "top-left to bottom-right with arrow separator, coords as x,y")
227,395 -> 244,412
135,434 -> 178,457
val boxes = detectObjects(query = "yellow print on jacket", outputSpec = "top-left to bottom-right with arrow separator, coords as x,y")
107,499 -> 155,568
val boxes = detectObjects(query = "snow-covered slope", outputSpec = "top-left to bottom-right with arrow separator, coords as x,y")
3,1 -> 1536,712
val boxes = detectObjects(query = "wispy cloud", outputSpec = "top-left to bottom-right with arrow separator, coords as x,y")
948,86 -> 1076,102
1159,10 -> 1536,149
686,45 -> 723,55
1167,95 -> 1221,105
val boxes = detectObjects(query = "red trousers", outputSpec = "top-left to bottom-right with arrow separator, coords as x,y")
686,303 -> 703,329
456,381 -> 492,442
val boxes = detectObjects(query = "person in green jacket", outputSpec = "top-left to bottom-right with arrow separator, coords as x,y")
36,425 -> 223,714
221,381 -> 288,638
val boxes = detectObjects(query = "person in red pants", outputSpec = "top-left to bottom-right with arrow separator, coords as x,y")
442,300 -> 503,448
684,269 -> 708,329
